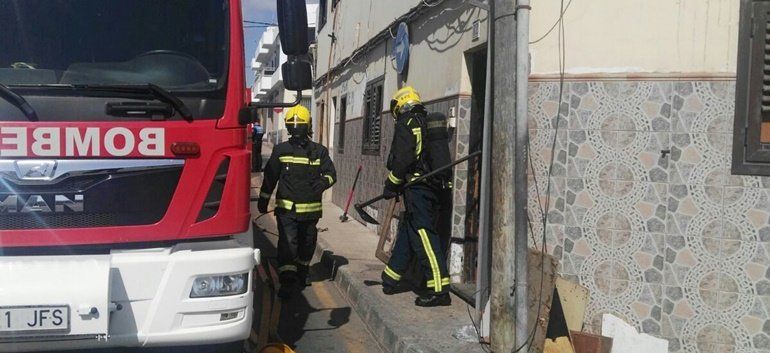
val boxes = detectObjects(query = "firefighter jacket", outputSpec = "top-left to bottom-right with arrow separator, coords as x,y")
385,111 -> 427,190
260,137 -> 337,220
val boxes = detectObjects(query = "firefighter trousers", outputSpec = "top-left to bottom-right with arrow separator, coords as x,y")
276,212 -> 318,286
382,184 -> 450,294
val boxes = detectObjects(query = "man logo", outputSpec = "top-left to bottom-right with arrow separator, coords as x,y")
15,160 -> 57,180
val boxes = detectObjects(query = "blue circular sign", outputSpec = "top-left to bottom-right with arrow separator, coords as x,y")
393,22 -> 410,75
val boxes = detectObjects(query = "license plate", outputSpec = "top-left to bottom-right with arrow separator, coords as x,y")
0,306 -> 70,336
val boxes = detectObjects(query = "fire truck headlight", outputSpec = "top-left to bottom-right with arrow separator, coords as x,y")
190,273 -> 249,298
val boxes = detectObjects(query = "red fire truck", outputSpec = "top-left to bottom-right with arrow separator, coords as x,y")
0,0 -> 311,351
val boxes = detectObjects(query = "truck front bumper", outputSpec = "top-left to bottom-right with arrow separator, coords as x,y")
0,237 -> 259,352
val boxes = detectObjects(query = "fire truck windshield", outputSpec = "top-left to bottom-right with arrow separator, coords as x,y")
0,0 -> 229,93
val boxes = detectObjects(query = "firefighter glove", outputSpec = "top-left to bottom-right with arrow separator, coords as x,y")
257,198 -> 269,213
382,185 -> 400,200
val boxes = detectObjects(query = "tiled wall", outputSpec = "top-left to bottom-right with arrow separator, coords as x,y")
528,80 -> 770,353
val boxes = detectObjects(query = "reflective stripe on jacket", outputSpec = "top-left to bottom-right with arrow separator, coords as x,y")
385,112 -> 426,189
259,137 -> 336,220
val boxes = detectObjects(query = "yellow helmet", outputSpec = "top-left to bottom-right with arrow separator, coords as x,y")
390,86 -> 422,119
284,105 -> 311,127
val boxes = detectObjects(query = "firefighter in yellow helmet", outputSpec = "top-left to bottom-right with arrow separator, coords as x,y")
381,86 -> 453,307
258,105 -> 337,299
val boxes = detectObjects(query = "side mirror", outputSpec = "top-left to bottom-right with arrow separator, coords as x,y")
239,107 -> 257,125
277,0 -> 309,56
282,57 -> 312,91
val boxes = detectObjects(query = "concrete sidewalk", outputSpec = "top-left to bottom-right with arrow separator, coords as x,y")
312,203 -> 486,353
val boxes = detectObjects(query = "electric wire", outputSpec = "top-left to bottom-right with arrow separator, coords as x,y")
466,286 -> 492,353
528,0 -> 573,44
316,0 -> 448,87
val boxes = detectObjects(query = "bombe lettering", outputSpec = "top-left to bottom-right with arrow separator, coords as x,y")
0,127 -> 165,157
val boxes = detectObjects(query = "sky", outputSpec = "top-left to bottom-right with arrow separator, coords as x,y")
242,0 -> 277,85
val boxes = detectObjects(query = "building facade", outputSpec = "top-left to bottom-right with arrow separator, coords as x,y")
314,1 -> 770,352
251,5 -> 317,144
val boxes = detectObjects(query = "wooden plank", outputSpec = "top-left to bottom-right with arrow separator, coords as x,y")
543,337 -> 575,353
528,249 -> 560,353
555,278 -> 589,332
375,198 -> 400,263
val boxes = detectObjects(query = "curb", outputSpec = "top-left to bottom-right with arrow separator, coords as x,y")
313,236 -> 481,353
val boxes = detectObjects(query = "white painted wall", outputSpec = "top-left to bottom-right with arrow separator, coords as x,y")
529,0 -> 740,75
316,0 -> 488,108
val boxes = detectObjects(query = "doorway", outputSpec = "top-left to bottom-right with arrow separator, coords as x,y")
455,48 -> 487,302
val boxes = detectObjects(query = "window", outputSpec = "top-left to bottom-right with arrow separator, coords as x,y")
318,0 -> 328,31
362,78 -> 384,155
0,0 -> 228,93
265,54 -> 279,74
338,96 -> 347,153
733,0 -> 770,175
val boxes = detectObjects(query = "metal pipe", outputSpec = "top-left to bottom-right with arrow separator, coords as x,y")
514,0 -> 531,351
475,0 -> 494,320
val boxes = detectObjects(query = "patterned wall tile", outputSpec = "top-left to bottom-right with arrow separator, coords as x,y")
529,81 -> 567,130
566,129 -> 605,178
527,225 -> 565,270
671,82 -> 735,134
530,129 -> 568,179
528,176 -> 566,228
327,73 -> 767,351
561,226 -> 593,276
616,132 -> 671,182
667,183 -> 724,237
669,133 -> 727,186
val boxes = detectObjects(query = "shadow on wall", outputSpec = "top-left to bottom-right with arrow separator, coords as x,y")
413,2 -> 486,54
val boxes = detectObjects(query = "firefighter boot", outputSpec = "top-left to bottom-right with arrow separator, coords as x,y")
381,270 -> 411,295
277,272 -> 298,299
297,265 -> 312,288
415,293 -> 452,307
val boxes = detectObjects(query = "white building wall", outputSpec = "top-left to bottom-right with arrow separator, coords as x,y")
529,0 -> 739,75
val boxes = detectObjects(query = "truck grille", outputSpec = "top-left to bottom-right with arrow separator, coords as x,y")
0,160 -> 183,229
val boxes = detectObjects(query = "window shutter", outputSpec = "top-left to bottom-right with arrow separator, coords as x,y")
361,79 -> 384,155
732,0 -> 770,175
761,9 -> 770,117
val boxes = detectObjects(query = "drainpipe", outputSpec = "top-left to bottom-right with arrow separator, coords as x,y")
514,0 -> 531,351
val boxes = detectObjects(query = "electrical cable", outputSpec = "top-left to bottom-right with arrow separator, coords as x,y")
528,0 -> 573,44
253,210 -> 279,237
466,286 -> 492,353
315,0 -> 448,86
244,21 -> 276,25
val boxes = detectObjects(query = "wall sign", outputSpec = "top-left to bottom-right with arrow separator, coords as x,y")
393,22 -> 410,76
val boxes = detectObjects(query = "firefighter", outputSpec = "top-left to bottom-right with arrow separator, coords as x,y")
258,105 -> 337,299
380,86 -> 453,307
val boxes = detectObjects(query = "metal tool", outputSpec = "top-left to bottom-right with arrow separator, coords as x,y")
354,150 -> 481,225
340,165 -> 362,222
